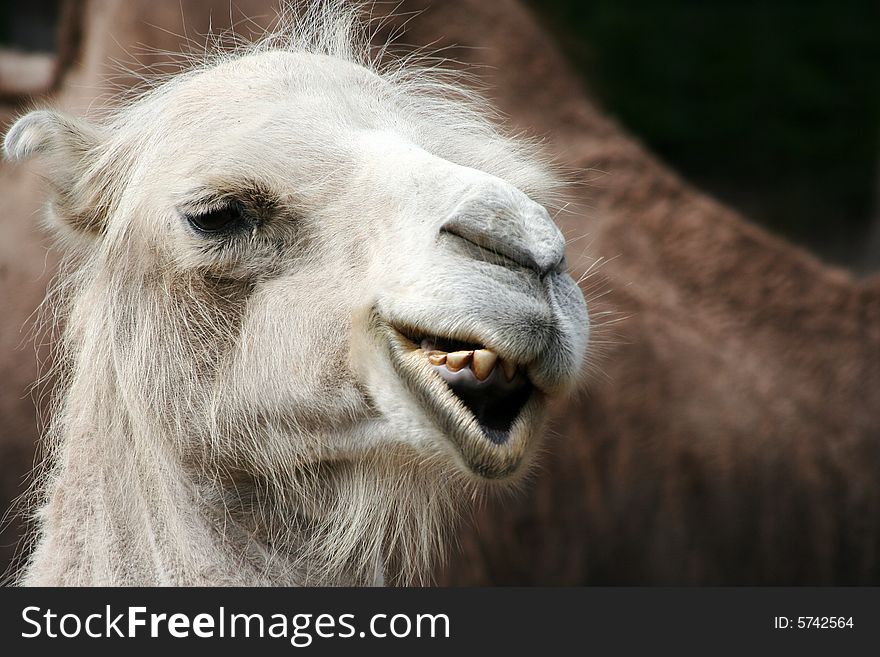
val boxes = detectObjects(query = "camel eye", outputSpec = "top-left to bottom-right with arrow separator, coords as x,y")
187,203 -> 244,234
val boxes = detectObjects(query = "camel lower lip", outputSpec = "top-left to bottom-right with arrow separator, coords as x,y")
374,312 -> 542,479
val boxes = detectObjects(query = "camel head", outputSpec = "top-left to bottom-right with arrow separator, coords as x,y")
3,15 -> 588,583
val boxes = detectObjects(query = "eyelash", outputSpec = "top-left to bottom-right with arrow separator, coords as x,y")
185,201 -> 249,236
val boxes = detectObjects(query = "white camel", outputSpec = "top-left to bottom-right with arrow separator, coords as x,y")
3,5 -> 588,585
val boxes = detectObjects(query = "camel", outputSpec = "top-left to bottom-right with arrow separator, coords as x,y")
2,4 -> 588,585
2,0 -> 878,585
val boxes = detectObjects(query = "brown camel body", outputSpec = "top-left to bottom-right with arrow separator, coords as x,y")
2,0 -> 878,584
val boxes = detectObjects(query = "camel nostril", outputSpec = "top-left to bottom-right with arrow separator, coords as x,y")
441,190 -> 566,277
541,254 -> 568,280
441,225 -> 547,275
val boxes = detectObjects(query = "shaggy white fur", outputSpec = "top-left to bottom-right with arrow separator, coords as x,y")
4,2 -> 588,585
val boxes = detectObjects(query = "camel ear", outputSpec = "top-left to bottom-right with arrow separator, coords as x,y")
4,109 -> 107,238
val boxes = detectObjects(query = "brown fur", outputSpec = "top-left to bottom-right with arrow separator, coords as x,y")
2,0 -> 879,584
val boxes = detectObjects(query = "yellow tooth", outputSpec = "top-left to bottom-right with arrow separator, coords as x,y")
427,351 -> 447,366
446,350 -> 473,372
501,358 -> 517,381
472,349 -> 498,381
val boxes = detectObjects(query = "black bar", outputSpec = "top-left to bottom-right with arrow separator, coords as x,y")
0,588 -> 875,655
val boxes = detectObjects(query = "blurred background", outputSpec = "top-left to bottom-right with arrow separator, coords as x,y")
527,0 -> 880,273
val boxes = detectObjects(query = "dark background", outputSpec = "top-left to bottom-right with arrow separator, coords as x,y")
3,0 -> 878,271
530,0 -> 880,273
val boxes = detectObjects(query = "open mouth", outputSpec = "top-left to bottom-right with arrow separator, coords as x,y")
373,310 -> 544,479
418,336 -> 532,445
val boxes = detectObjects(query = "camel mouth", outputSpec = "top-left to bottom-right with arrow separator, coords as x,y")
415,336 -> 533,445
374,312 -> 544,480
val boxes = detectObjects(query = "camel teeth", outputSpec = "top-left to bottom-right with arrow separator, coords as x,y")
501,358 -> 517,381
446,350 -> 473,372
427,351 -> 447,366
472,349 -> 498,381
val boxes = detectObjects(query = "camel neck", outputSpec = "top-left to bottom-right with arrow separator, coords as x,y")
21,389 -> 334,585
